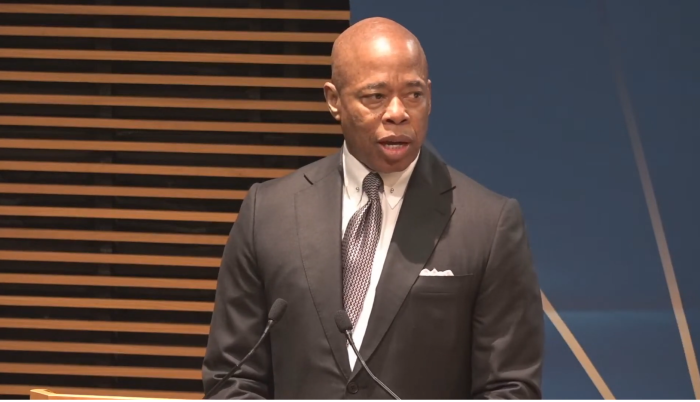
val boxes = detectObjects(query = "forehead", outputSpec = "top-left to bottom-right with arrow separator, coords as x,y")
343,41 -> 426,88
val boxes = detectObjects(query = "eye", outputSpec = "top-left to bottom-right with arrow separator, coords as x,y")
410,92 -> 423,98
361,93 -> 386,105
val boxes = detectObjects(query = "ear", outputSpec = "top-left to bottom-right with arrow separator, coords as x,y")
323,82 -> 342,121
426,79 -> 432,115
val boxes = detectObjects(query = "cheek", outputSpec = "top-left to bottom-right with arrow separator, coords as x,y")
349,109 -> 381,132
413,116 -> 429,132
410,109 -> 430,131
350,110 -> 366,125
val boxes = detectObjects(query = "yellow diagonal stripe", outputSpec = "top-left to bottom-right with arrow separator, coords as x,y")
541,291 -> 615,400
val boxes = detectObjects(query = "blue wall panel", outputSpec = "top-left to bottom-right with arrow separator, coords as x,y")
542,316 -> 600,399
606,0 -> 700,373
349,0 -> 699,398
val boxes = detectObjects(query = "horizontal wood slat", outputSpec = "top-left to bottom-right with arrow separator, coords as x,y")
0,296 -> 213,312
0,71 -> 327,88
0,4 -> 350,20
0,250 -> 221,267
0,385 -> 200,399
0,385 -> 201,399
0,138 -> 336,156
0,116 -> 341,134
0,48 -> 331,65
0,94 -> 329,112
0,340 -> 205,357
0,1 -> 347,396
0,161 -> 292,178
0,206 -> 237,222
0,362 -> 201,380
0,273 -> 217,290
0,317 -> 209,334
0,183 -> 246,200
0,228 -> 228,245
0,384 -> 203,399
0,26 -> 338,42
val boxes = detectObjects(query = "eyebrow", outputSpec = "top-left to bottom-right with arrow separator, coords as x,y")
361,80 -> 425,91
363,82 -> 389,91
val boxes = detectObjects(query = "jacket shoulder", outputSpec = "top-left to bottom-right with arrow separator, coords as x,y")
254,151 -> 340,196
447,165 -> 508,198
446,164 -> 514,219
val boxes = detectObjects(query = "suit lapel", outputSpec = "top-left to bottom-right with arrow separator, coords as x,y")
295,152 -> 352,379
351,149 -> 456,379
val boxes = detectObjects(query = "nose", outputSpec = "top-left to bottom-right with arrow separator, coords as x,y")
383,96 -> 409,125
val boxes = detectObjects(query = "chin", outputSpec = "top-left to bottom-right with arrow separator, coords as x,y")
375,158 -> 413,174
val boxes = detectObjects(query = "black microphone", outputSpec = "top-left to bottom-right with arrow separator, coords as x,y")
204,298 -> 288,399
333,310 -> 401,400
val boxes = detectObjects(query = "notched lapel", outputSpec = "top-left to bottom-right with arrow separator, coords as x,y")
352,150 -> 456,378
295,155 -> 352,379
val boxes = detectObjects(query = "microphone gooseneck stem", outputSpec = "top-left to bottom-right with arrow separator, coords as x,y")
345,330 -> 401,400
204,319 -> 273,399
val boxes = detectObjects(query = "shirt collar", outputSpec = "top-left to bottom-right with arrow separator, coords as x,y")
342,142 -> 420,210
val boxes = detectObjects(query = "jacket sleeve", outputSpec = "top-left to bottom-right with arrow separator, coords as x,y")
202,183 -> 272,399
471,198 -> 544,399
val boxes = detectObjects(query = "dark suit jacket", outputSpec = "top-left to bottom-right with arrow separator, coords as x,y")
203,147 -> 544,399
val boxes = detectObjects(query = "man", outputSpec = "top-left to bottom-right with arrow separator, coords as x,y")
203,17 -> 544,399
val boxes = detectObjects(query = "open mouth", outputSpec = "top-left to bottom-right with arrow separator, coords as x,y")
379,142 -> 409,150
377,135 -> 412,153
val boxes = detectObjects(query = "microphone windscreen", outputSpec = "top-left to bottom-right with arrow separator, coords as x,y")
334,310 -> 353,333
268,298 -> 288,322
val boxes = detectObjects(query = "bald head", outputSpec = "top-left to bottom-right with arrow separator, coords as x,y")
331,17 -> 429,92
323,17 -> 431,174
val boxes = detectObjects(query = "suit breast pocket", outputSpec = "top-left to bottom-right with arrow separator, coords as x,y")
403,274 -> 474,339
411,274 -> 472,295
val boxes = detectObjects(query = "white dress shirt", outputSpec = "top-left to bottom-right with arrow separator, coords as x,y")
341,143 -> 419,370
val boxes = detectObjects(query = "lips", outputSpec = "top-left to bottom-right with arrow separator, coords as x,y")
377,135 -> 412,159
377,135 -> 412,147
378,141 -> 410,152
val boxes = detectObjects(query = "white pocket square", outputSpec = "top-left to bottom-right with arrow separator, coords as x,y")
419,268 -> 454,277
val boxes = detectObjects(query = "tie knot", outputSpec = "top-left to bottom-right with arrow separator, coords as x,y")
362,172 -> 383,201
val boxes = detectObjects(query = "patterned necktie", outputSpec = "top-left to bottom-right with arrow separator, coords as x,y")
342,172 -> 384,328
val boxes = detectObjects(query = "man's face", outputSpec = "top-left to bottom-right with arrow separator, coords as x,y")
325,37 -> 431,173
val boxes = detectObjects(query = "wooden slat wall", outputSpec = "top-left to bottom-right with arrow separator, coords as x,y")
0,0 -> 347,398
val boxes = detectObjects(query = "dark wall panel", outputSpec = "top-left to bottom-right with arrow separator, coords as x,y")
350,0 -> 699,398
